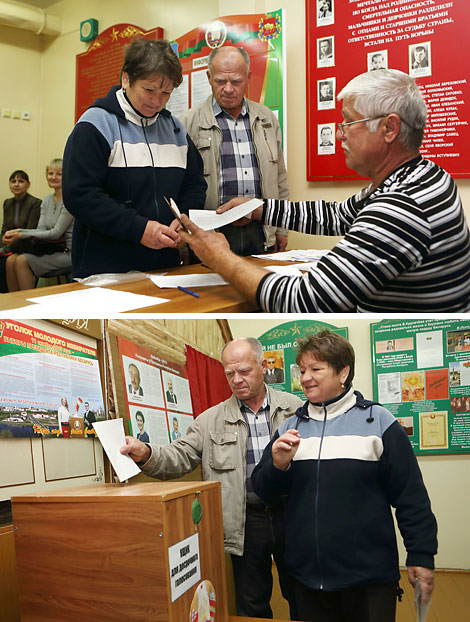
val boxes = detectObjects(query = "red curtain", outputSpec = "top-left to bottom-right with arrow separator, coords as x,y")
186,345 -> 231,417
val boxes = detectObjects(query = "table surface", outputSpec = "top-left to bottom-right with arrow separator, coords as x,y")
0,257 -> 284,314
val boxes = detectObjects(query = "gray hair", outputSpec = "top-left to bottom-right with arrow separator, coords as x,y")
337,69 -> 427,150
221,337 -> 263,363
208,46 -> 250,73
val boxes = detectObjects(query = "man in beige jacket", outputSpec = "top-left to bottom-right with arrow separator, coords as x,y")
179,46 -> 289,256
121,337 -> 303,619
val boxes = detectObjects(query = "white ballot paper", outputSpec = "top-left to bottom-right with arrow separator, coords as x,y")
414,578 -> 431,622
25,286 -> 169,313
189,198 -> 263,230
92,419 -> 141,483
150,273 -> 228,288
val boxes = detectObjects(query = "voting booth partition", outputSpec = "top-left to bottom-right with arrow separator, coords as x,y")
12,481 -> 229,622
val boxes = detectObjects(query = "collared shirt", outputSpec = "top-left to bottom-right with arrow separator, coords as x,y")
239,387 -> 270,504
213,97 -> 261,205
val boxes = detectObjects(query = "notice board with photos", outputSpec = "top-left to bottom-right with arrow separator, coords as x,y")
371,318 -> 470,455
306,0 -> 470,180
105,328 -> 195,449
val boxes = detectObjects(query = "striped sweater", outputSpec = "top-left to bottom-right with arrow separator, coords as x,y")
256,156 -> 470,312
251,388 -> 438,591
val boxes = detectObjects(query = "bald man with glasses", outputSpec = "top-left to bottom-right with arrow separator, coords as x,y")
179,69 -> 470,314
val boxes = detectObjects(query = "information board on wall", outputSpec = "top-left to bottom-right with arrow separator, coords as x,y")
0,320 -> 104,439
166,11 -> 286,143
258,320 -> 348,397
117,336 -> 194,445
75,23 -> 163,122
306,0 -> 470,181
371,318 -> 470,455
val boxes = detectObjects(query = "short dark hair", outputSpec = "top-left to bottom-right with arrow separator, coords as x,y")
9,170 -> 29,183
295,330 -> 355,386
121,37 -> 183,88
136,411 -> 145,422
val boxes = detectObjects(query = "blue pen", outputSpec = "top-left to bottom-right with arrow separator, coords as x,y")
177,285 -> 200,298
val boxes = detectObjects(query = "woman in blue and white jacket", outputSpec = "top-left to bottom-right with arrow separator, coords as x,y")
63,38 -> 206,278
252,330 -> 437,622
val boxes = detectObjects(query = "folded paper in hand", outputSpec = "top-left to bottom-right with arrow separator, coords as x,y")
189,198 -> 263,230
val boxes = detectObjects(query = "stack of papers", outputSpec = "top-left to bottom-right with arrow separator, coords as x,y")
253,249 -> 329,262
150,273 -> 228,288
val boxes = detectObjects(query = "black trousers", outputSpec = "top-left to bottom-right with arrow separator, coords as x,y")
291,576 -> 398,622
231,504 -> 297,619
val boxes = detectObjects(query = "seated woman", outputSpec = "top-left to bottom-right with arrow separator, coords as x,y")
0,170 -> 41,292
4,159 -> 73,291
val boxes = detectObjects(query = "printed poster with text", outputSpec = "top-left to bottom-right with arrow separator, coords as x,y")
117,336 -> 194,445
371,318 -> 470,455
0,320 -> 104,439
307,0 -> 470,180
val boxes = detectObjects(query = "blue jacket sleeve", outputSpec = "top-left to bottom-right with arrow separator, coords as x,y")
380,421 -> 438,568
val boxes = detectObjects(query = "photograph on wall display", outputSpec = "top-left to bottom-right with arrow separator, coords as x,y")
317,78 -> 335,110
317,36 -> 334,68
263,351 -> 285,385
122,354 -> 165,408
318,124 -> 336,155
169,413 -> 194,442
397,416 -> 414,436
290,363 -> 301,393
162,370 -> 193,413
368,50 -> 388,71
447,329 -> 470,354
409,42 -> 432,78
316,0 -> 334,27
129,405 -> 171,446
375,337 -> 414,354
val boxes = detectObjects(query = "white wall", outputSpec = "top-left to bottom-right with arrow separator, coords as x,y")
229,316 -> 470,570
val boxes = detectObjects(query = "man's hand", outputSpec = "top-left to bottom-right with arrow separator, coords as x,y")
272,429 -> 301,470
216,197 -> 264,225
407,566 -> 434,602
274,234 -> 288,252
120,436 -> 151,463
140,220 -> 180,250
179,214 -> 231,268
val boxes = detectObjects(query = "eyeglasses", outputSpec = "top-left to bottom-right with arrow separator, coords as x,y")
337,113 -> 389,136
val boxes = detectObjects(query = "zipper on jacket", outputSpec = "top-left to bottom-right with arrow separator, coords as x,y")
141,119 -> 160,219
314,402 -> 328,590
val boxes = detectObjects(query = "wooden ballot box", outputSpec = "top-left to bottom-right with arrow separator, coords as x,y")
12,481 -> 229,622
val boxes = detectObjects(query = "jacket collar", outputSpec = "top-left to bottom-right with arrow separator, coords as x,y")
296,388 -> 379,421
116,88 -> 160,126
224,385 -> 298,423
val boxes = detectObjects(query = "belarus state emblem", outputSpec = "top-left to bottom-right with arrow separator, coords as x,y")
205,21 -> 227,49
258,14 -> 281,42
